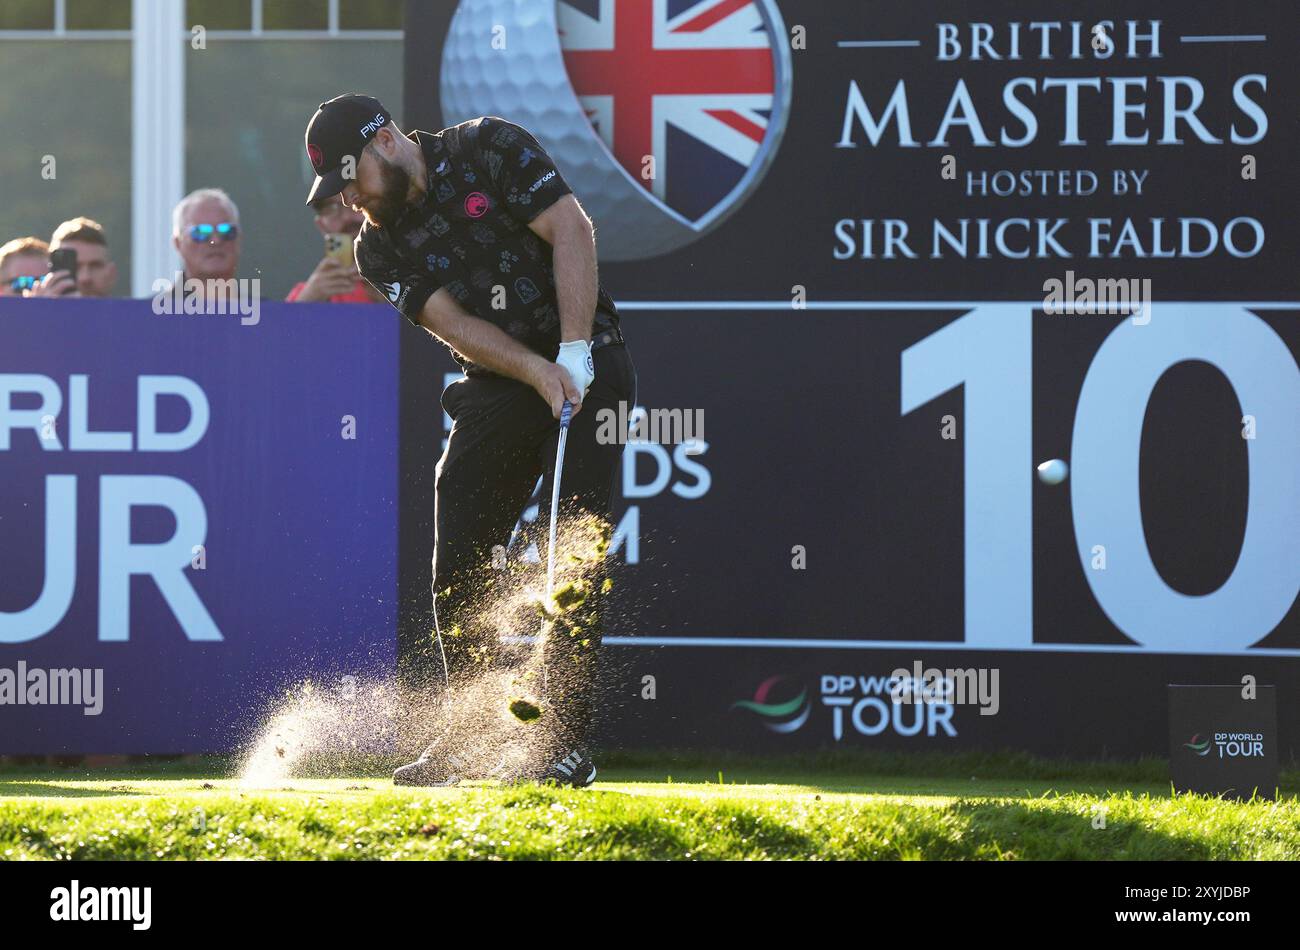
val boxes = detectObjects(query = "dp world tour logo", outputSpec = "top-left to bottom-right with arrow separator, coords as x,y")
1184,731 -> 1266,758
732,677 -> 810,734
440,0 -> 792,261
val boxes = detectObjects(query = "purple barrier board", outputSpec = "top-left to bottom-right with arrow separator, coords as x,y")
0,299 -> 399,753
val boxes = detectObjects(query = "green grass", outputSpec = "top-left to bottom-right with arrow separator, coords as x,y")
1,752 -> 1297,860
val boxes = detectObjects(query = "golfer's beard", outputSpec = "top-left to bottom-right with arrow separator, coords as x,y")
364,160 -> 413,229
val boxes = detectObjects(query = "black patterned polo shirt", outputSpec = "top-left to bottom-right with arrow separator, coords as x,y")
355,116 -> 620,377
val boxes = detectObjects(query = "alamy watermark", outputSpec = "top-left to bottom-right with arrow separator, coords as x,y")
595,401 -> 704,446
0,662 -> 103,716
151,273 -> 261,326
50,880 -> 151,930
1043,269 -> 1151,325
888,660 -> 1000,716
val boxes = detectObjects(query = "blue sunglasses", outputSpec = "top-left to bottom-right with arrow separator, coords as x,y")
9,276 -> 39,292
187,222 -> 239,243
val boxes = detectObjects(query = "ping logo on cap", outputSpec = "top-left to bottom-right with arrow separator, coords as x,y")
359,113 -> 389,138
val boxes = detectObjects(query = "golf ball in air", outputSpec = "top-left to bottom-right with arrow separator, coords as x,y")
1036,459 -> 1069,485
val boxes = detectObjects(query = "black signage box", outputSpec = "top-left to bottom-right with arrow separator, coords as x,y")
1168,685 -> 1278,801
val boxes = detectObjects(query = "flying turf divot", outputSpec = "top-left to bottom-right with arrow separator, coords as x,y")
507,579 -> 594,722
508,698 -> 542,722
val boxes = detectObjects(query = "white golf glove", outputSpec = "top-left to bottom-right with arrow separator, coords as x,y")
555,339 -> 595,400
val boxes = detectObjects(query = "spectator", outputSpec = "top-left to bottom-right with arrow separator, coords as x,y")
287,198 -> 382,303
0,237 -> 52,297
50,217 -> 119,298
172,188 -> 241,282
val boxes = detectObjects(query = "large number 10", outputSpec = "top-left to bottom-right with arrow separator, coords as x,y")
901,304 -> 1300,652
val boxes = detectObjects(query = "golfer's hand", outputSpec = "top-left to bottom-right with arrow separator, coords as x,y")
555,340 -> 595,400
530,359 -> 583,419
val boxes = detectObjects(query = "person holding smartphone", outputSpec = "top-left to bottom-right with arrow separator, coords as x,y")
49,217 -> 119,298
32,246 -> 81,298
286,198 -> 382,303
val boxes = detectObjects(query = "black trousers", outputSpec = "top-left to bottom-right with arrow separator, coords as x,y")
410,341 -> 636,751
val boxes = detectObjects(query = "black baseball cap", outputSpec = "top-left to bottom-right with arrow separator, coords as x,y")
304,94 -> 394,205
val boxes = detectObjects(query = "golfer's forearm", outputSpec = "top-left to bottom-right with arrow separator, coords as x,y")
418,306 -> 545,385
551,221 -> 598,343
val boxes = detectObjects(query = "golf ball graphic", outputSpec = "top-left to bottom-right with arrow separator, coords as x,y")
1036,459 -> 1069,485
439,0 -> 792,260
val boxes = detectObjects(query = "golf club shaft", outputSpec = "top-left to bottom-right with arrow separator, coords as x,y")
542,400 -> 573,697
546,401 -> 573,600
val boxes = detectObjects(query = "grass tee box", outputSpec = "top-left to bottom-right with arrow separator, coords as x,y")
1,752 -> 1298,861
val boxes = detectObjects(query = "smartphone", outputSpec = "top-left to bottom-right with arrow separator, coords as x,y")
46,248 -> 77,296
50,247 -> 77,277
323,233 -> 353,265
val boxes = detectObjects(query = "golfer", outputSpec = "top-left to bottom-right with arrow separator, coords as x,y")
303,94 -> 635,787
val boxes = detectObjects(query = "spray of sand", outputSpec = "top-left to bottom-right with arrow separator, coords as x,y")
237,513 -> 612,786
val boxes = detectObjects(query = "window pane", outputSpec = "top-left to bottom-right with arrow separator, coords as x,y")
0,40 -> 132,284
338,0 -> 401,30
264,0 -> 328,31
66,0 -> 131,30
0,0 -> 54,30
186,0 -> 252,31
186,39 -> 403,299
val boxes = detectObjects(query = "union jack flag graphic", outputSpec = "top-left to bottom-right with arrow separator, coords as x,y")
558,0 -> 780,223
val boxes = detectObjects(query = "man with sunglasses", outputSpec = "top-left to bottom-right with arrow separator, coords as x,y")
171,189 -> 242,286
0,237 -> 51,297
303,94 -> 635,790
